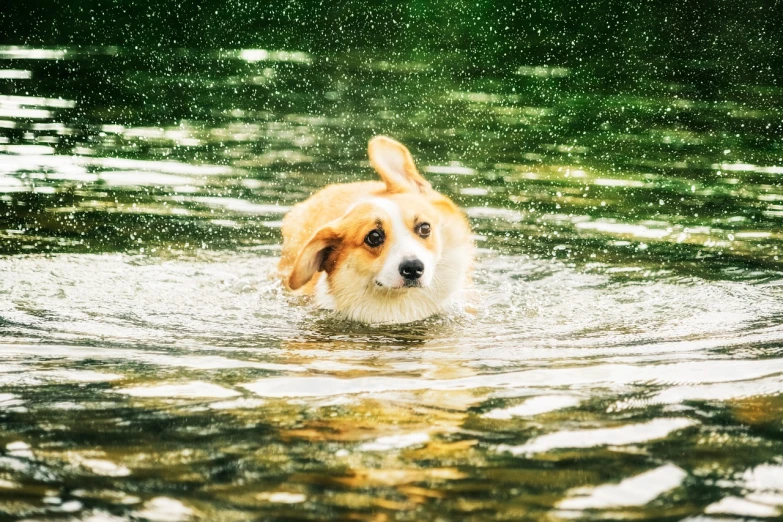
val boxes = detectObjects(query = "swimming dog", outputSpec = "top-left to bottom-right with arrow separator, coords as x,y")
279,136 -> 472,323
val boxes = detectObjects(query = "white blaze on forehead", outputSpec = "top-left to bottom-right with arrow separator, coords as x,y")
369,198 -> 436,288
370,198 -> 407,236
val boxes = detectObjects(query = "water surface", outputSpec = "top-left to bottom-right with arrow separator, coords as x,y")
1,39 -> 783,521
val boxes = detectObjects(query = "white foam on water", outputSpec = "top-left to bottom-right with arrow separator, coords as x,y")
423,165 -> 476,175
0,345 -> 306,372
99,171 -> 197,187
242,359 -> 783,398
208,398 -> 266,410
0,69 -> 31,79
0,479 -> 19,489
610,375 -> 783,411
358,432 -> 430,452
0,107 -> 52,119
744,464 -> 783,491
704,463 -> 783,517
80,459 -> 131,477
576,220 -> 671,239
0,393 -> 23,407
558,464 -> 687,510
134,497 -> 193,522
60,500 -> 84,512
497,418 -> 696,455
191,196 -> 290,215
91,157 -> 232,175
0,370 -> 123,387
704,496 -> 780,517
242,376 -> 421,397
0,48 -> 68,60
6,441 -> 33,459
256,492 -> 307,504
483,395 -> 582,419
0,94 -> 75,107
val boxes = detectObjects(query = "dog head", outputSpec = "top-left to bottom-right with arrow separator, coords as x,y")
287,137 -> 470,322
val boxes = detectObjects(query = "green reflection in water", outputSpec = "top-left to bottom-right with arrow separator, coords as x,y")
1,3 -> 783,521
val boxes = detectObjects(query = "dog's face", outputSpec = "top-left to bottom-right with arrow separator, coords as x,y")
286,136 -> 471,323
288,194 -> 443,295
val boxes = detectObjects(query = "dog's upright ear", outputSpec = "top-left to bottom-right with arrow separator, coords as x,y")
288,225 -> 341,290
369,136 -> 432,194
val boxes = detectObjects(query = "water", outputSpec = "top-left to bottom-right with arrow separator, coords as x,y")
1,21 -> 783,521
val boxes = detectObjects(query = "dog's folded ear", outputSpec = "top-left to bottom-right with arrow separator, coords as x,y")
288,226 -> 340,290
369,136 -> 432,194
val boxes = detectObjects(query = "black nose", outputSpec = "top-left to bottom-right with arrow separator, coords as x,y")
399,258 -> 424,280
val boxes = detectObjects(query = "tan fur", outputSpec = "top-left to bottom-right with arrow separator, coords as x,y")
278,136 -> 472,323
279,181 -> 385,293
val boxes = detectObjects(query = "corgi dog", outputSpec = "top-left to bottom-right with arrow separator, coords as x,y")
278,136 -> 473,324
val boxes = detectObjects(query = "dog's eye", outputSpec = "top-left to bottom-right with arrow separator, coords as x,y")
364,229 -> 385,247
416,222 -> 431,238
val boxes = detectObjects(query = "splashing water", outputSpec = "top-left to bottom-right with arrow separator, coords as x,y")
1,37 -> 783,521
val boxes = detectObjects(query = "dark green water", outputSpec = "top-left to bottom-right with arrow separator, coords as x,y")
2,3 -> 783,521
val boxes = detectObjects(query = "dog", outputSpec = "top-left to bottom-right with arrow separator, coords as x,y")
278,136 -> 473,324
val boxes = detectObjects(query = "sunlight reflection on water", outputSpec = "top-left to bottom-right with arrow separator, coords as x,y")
0,43 -> 782,520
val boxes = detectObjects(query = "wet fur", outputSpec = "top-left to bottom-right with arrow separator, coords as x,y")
278,137 -> 472,324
